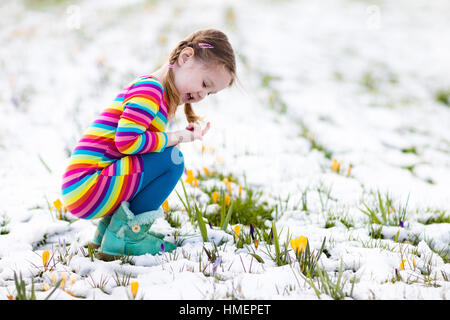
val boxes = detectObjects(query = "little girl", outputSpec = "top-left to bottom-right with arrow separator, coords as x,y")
61,29 -> 236,260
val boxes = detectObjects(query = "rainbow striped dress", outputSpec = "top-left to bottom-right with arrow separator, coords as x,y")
61,75 -> 169,220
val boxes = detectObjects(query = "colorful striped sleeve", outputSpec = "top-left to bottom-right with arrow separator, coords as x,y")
114,78 -> 168,154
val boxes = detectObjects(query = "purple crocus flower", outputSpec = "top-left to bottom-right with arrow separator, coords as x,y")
399,220 -> 404,228
209,222 -> 213,229
250,224 -> 255,241
161,243 -> 165,253
212,257 -> 222,276
213,257 -> 222,268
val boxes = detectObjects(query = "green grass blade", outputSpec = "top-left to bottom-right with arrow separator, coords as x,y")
272,222 -> 281,265
361,203 -> 382,225
221,199 -> 234,231
249,253 -> 264,264
179,178 -> 192,213
194,203 -> 208,242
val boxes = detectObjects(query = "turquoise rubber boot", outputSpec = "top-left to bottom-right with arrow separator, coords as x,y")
89,215 -> 164,250
89,215 -> 112,249
98,202 -> 177,261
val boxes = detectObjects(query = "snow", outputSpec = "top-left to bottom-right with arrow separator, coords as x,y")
0,0 -> 449,300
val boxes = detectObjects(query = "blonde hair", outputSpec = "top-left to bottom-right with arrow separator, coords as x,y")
163,29 -> 236,123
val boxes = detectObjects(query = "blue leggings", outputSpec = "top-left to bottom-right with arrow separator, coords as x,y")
129,146 -> 185,215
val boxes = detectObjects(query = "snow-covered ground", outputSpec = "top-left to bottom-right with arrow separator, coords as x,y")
0,0 -> 449,300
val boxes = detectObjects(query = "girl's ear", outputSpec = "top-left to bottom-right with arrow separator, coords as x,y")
178,47 -> 195,66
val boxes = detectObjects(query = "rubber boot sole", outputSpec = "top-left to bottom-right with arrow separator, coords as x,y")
88,242 -> 100,250
97,251 -> 122,261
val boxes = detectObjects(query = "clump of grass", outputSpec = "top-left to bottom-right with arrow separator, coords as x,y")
13,271 -> 36,300
194,202 -> 209,242
260,72 -> 282,89
435,89 -> 450,107
293,236 -> 327,278
423,238 -> 450,264
205,187 -> 273,232
0,214 -> 10,235
12,271 -> 60,300
324,213 -> 355,230
401,146 -> 418,155
113,271 -> 132,287
32,233 -> 49,250
165,209 -> 182,229
176,178 -> 209,242
360,190 -> 409,227
203,243 -> 221,265
368,224 -> 384,240
361,72 -> 378,92
261,221 -> 291,266
87,274 -> 110,294
418,209 -> 450,225
176,168 -> 282,251
198,174 -> 275,232
303,260 -> 356,300
232,224 -> 251,249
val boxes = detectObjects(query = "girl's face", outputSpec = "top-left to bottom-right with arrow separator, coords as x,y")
173,47 -> 233,105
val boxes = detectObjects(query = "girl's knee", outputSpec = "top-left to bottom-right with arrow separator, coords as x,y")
168,146 -> 184,174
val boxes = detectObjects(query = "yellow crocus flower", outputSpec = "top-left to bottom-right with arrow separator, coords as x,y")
400,259 -> 406,270
162,200 -> 169,214
225,194 -> 230,206
185,169 -> 195,185
131,281 -> 139,299
234,225 -> 241,238
53,199 -> 63,212
203,167 -> 209,176
238,185 -> 242,197
42,250 -> 49,270
290,236 -> 308,255
212,191 -> 220,203
331,158 -> 341,173
290,238 -> 299,254
226,182 -> 232,194
185,175 -> 194,185
346,165 -> 352,177
298,236 -> 308,253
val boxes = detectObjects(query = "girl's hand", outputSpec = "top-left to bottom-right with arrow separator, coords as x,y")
186,121 -> 211,141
